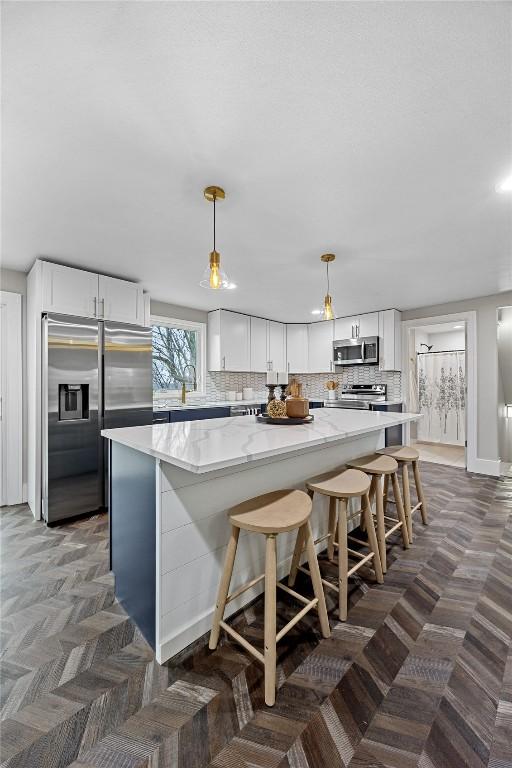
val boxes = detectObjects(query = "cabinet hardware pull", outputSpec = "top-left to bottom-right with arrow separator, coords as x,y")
93,297 -> 97,317
100,298 -> 105,318
222,356 -> 226,370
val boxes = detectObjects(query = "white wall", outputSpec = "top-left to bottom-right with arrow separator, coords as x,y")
150,299 -> 208,325
497,306 -> 512,464
402,291 -> 512,467
0,268 -> 28,498
426,329 -> 465,351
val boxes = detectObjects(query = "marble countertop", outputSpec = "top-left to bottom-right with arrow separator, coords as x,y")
102,408 -> 420,475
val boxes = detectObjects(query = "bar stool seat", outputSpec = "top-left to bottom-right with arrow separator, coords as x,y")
377,445 -> 428,543
348,453 -> 399,475
229,489 -> 311,533
209,489 -> 330,707
306,467 -> 372,498
378,445 -> 419,462
289,468 -> 383,621
347,453 -> 409,572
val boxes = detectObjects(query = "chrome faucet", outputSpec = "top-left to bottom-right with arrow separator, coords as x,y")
181,365 -> 197,404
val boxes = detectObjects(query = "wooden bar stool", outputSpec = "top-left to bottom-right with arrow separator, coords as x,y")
209,489 -> 330,707
346,454 -> 410,573
288,468 -> 383,621
378,445 -> 428,543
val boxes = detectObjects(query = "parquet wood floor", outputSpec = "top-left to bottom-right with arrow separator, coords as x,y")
1,463 -> 511,767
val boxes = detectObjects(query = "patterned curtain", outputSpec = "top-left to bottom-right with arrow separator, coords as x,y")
417,351 -> 466,445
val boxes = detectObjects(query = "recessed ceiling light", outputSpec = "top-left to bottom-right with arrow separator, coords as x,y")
453,325 -> 464,329
496,174 -> 512,193
311,309 -> 322,315
226,282 -> 237,290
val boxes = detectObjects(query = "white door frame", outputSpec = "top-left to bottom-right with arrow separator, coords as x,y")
0,291 -> 23,505
402,311 -> 477,474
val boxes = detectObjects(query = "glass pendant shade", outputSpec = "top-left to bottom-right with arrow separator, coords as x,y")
323,294 -> 334,320
200,186 -> 235,290
320,254 -> 336,320
200,250 -> 232,290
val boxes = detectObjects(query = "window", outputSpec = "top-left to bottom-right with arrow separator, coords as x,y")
151,316 -> 206,398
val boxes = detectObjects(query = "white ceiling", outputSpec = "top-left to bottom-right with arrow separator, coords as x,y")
2,1 -> 511,321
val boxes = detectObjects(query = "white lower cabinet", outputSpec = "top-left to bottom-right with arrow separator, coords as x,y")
308,320 -> 334,373
98,275 -> 144,325
286,324 -> 309,373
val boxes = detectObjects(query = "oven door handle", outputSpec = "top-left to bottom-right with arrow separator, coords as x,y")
361,339 -> 365,362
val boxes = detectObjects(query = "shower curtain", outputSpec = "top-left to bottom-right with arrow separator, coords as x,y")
417,351 -> 466,445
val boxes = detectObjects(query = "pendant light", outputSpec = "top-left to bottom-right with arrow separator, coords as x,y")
200,186 -> 234,290
320,253 -> 335,320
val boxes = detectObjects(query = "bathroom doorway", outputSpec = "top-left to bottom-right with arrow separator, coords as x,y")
402,312 -> 477,472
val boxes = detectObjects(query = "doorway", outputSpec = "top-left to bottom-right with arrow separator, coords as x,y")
402,311 -> 477,472
0,291 -> 23,505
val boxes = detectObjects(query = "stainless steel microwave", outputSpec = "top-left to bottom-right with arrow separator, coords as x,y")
333,336 -> 379,367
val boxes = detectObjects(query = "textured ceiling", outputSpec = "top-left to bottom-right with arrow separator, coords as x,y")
1,1 -> 511,321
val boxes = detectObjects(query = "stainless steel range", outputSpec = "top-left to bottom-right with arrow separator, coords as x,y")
324,384 -> 387,410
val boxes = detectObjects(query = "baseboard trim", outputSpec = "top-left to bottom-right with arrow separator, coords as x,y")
467,457 -> 501,477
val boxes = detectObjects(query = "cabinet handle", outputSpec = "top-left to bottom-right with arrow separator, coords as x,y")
287,362 -> 290,372
100,298 -> 105,318
93,297 -> 97,317
222,356 -> 226,370
269,361 -> 273,371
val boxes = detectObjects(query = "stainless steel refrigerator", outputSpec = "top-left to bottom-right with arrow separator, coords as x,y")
42,313 -> 152,524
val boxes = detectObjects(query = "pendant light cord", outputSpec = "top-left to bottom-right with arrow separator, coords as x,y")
326,261 -> 330,295
213,195 -> 216,252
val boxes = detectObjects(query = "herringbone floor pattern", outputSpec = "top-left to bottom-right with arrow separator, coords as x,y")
0,463 -> 511,767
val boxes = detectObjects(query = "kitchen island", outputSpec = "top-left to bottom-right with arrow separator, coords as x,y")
102,408 -> 420,664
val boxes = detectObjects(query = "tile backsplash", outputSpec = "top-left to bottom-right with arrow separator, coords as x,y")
204,367 -> 402,402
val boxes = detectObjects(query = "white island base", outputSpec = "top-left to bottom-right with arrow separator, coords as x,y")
104,409 -> 419,664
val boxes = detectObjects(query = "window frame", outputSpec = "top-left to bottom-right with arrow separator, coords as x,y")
151,315 -> 207,400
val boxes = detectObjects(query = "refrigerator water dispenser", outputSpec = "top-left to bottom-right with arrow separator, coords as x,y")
58,384 -> 89,421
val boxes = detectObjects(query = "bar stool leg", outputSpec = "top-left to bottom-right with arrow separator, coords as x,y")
402,463 -> 413,543
363,492 -> 384,584
303,521 -> 331,638
327,497 -> 337,561
209,526 -> 240,650
375,474 -> 387,574
383,474 -> 390,515
392,472 -> 410,549
264,533 -> 277,706
337,499 -> 349,621
413,460 -> 428,525
288,523 -> 306,587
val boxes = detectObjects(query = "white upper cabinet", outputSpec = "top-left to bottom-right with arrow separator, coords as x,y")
335,312 -> 379,340
98,275 -> 144,325
40,261 -> 146,325
250,317 -> 268,372
267,321 -> 286,371
41,261 -> 99,318
378,309 -> 402,371
358,312 -> 379,337
334,316 -> 354,341
286,324 -> 309,373
208,310 -> 251,372
308,320 -> 334,373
